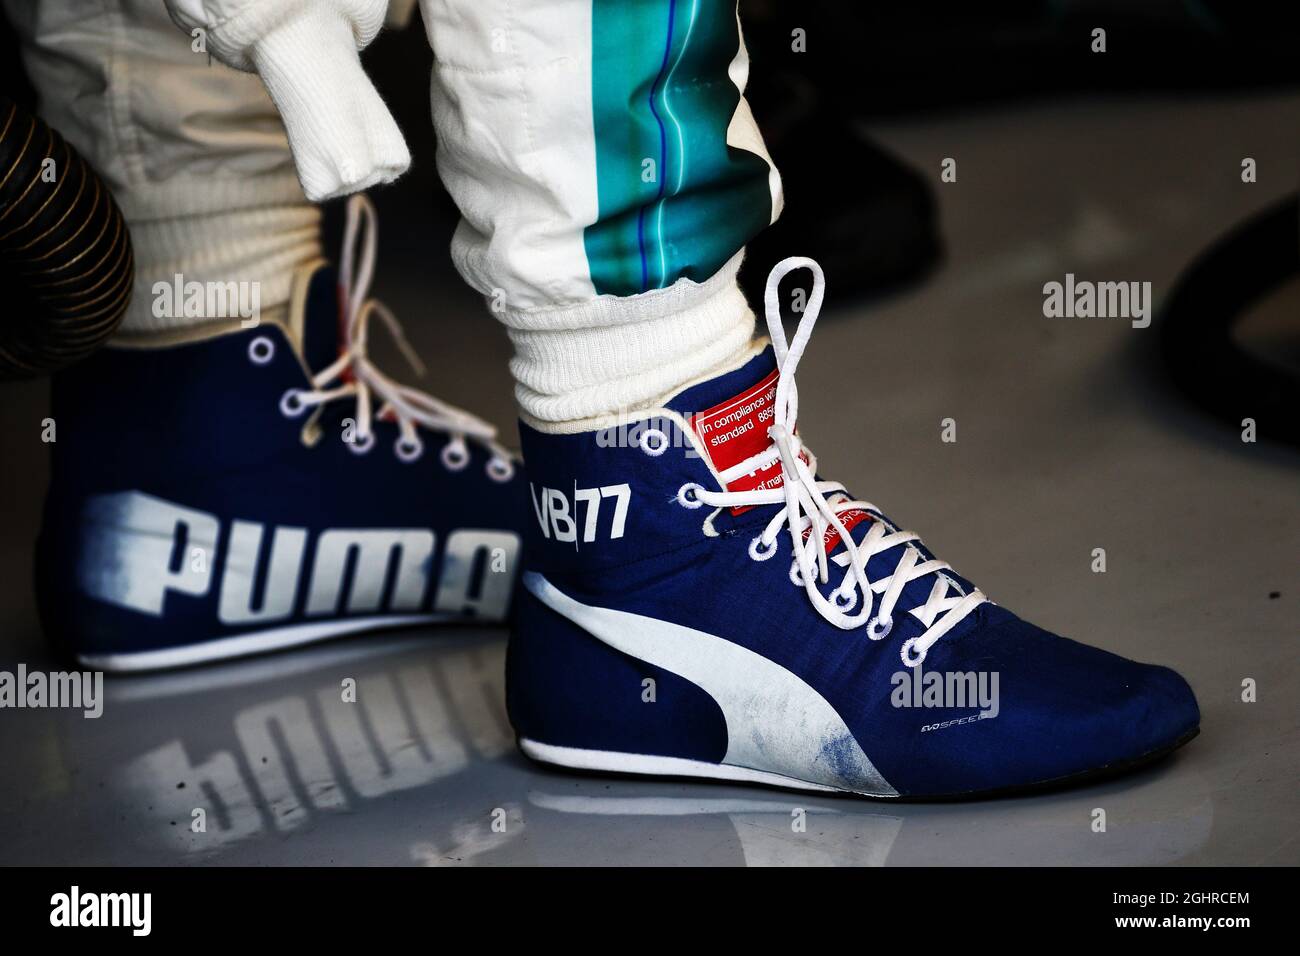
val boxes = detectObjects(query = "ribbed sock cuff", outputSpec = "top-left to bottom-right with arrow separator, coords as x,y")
507,253 -> 756,428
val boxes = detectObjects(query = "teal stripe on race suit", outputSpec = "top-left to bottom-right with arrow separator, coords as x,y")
584,0 -> 773,295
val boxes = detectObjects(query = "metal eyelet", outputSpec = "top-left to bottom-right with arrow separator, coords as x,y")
487,457 -> 515,482
440,441 -> 469,471
248,336 -> 275,365
901,636 -> 926,668
346,431 -> 375,455
396,435 -> 424,463
279,389 -> 307,418
868,615 -> 894,642
676,483 -> 704,509
749,536 -> 778,561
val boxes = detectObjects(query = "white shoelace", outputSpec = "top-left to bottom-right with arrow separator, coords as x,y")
680,257 -> 985,667
282,194 -> 514,480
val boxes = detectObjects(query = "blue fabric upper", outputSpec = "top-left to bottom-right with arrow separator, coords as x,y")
508,348 -> 1200,797
38,266 -> 527,663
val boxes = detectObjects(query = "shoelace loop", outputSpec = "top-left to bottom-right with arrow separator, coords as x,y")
281,194 -> 514,479
677,257 -> 985,666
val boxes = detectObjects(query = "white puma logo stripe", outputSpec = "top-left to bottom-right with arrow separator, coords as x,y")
523,572 -> 896,796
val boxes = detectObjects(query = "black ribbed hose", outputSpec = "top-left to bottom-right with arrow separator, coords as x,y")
1158,193 -> 1299,448
0,95 -> 132,378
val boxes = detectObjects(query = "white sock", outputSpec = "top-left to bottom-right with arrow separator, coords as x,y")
507,252 -> 756,431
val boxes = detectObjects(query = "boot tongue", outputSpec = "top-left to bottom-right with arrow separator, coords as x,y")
670,347 -> 973,632
670,347 -> 782,515
670,344 -> 871,536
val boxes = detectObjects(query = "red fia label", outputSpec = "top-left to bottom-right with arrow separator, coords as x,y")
690,368 -> 870,546
692,368 -> 814,516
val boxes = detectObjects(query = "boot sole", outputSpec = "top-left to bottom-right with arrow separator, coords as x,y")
518,726 -> 1200,801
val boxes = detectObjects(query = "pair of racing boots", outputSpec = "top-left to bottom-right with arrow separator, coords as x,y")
38,216 -> 1199,796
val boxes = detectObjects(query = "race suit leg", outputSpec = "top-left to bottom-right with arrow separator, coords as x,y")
419,0 -> 783,427
1,0 -> 403,333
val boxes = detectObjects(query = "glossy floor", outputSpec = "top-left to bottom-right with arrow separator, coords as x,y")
0,91 -> 1296,866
